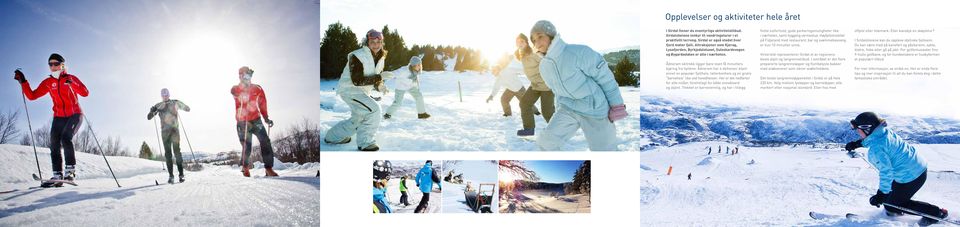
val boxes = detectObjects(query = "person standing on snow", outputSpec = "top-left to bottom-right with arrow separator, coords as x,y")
487,54 -> 538,117
323,29 -> 389,151
845,112 -> 949,226
14,53 -> 89,187
231,66 -> 278,177
383,56 -> 430,120
399,175 -> 412,207
515,33 -> 554,136
373,180 -> 392,213
414,160 -> 442,213
528,20 -> 627,151
147,88 -> 191,184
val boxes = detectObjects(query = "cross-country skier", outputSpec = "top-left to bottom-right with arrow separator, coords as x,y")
844,112 -> 949,226
414,160 -> 442,213
14,53 -> 89,187
515,33 -> 554,136
147,88 -> 191,183
383,56 -> 430,120
323,29 -> 388,151
529,20 -> 627,151
231,66 -> 278,177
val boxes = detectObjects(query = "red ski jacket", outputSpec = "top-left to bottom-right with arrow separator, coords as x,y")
20,73 -> 89,117
231,84 -> 269,122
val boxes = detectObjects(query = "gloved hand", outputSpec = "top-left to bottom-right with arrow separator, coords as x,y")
869,190 -> 887,207
64,76 -> 72,84
14,69 -> 27,83
845,139 -> 863,151
486,95 -> 493,103
265,118 -> 274,128
608,104 -> 627,122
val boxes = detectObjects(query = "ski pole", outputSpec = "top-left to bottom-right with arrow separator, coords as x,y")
153,117 -> 165,170
177,117 -> 200,167
83,116 -> 121,188
16,68 -> 43,181
882,202 -> 958,225
65,83 -> 121,187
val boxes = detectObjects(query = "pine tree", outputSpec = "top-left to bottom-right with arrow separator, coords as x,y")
320,22 -> 360,80
613,55 -> 638,87
138,141 -> 153,160
570,161 -> 591,194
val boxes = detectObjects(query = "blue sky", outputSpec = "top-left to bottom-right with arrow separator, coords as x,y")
0,0 -> 320,154
525,160 -> 585,184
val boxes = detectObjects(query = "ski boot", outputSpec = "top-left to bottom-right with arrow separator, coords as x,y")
242,165 -> 251,177
417,113 -> 430,119
40,172 -> 64,188
359,144 -> 380,152
502,113 -> 511,117
265,168 -> 279,177
64,165 -> 77,183
516,128 -> 535,136
179,174 -> 186,183
919,208 -> 949,226
325,137 -> 351,144
167,175 -> 175,184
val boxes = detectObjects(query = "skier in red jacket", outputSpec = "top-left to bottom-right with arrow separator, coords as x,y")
231,66 -> 278,177
13,53 -> 89,187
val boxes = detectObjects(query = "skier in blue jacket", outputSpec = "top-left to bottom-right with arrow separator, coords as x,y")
373,180 -> 392,213
845,112 -> 948,226
413,160 -> 441,213
528,20 -> 628,151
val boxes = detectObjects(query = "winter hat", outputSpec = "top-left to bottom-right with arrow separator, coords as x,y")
850,112 -> 883,135
425,160 -> 432,165
530,20 -> 557,39
49,53 -> 65,63
409,56 -> 422,65
160,88 -> 170,98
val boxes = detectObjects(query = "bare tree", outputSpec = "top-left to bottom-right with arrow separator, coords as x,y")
0,109 -> 22,144
21,123 -> 52,148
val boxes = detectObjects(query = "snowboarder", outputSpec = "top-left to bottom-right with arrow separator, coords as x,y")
844,112 -> 949,225
383,56 -> 430,120
515,33 -> 554,136
486,55 -> 537,117
373,180 -> 392,213
414,160 -> 442,213
147,88 -> 191,184
399,176 -> 412,207
324,29 -> 388,151
14,53 -> 89,187
231,66 -> 278,177
529,20 -> 627,151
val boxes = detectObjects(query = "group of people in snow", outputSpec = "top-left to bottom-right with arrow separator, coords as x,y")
324,20 -> 628,151
373,160 -> 442,213
14,53 -> 280,187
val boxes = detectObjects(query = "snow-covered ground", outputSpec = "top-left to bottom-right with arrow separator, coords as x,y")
442,161 -> 499,213
500,188 -> 591,213
0,144 -> 319,226
637,141 -> 960,226
321,71 -> 643,151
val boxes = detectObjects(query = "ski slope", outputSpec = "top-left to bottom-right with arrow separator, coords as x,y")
383,179 -> 440,213
0,144 -> 319,226
321,71 -> 643,151
637,141 -> 960,226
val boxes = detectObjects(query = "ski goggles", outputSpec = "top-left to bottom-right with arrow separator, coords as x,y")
851,124 -> 872,131
366,30 -> 383,40
48,61 -> 62,67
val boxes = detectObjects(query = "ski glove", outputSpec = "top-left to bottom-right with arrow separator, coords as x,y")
265,118 -> 274,128
869,190 -> 887,207
608,104 -> 627,122
14,69 -> 26,83
486,95 -> 493,103
845,139 -> 863,151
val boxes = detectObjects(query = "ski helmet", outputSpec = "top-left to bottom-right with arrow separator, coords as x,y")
850,112 -> 883,136
160,88 -> 170,98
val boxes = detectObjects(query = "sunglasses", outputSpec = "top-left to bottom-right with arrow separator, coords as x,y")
48,62 -> 62,67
